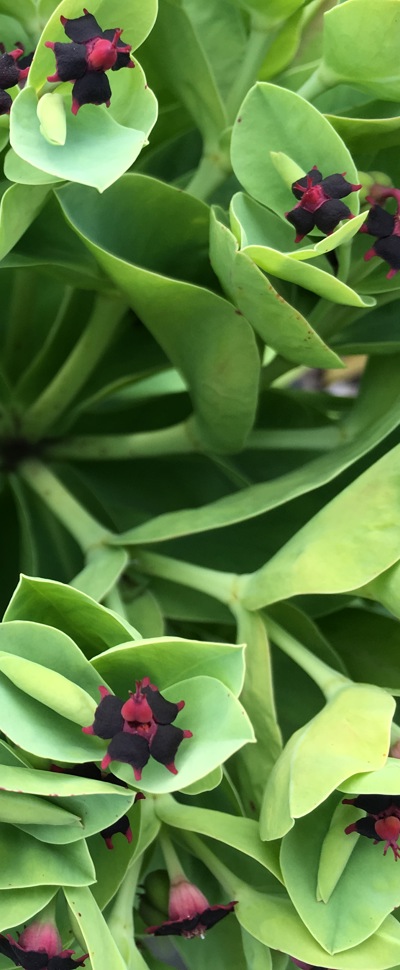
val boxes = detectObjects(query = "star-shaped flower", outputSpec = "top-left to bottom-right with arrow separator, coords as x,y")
45,7 -> 134,114
344,793 -> 400,860
285,165 -> 361,242
146,878 -> 237,939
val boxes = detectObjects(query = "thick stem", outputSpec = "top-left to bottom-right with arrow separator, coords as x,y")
225,25 -> 274,124
247,426 -> 340,451
264,615 -> 349,699
185,153 -> 230,202
133,549 -> 236,607
159,828 -> 187,883
4,269 -> 38,381
297,66 -> 336,102
182,832 -> 240,898
18,459 -> 111,553
21,294 -> 127,440
45,422 -> 197,461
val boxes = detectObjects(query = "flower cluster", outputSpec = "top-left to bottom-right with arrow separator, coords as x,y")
0,921 -> 87,970
344,793 -> 400,860
0,46 -> 30,115
360,187 -> 400,279
51,761 -> 144,849
83,678 -> 192,781
146,878 -> 237,939
285,165 -> 361,243
45,8 -> 134,114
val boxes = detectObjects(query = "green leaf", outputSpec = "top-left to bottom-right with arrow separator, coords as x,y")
319,0 -> 400,102
281,795 -> 400,953
107,676 -> 255,794
319,607 -> 400,690
230,192 -> 373,307
260,684 -> 395,840
0,826 -> 95,888
234,886 -> 400,969
317,799 -> 363,904
338,756 -> 400,796
228,607 -> 282,815
0,618 -> 103,697
4,576 -> 139,659
239,443 -> 400,608
0,887 -> 58,934
0,183 -> 49,260
209,207 -> 343,367
109,351 -> 400,546
92,636 -> 245,697
327,104 -> 400,156
155,796 -> 282,882
0,652 -> 96,725
143,0 -> 227,145
64,886 -> 128,970
230,82 -> 360,220
56,175 -> 260,452
234,0 -> 305,28
0,790 -> 81,828
10,77 -> 156,191
71,548 -> 129,603
0,763 -> 134,845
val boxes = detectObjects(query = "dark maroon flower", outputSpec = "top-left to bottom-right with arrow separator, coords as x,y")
0,921 -> 88,970
344,793 -> 400,860
0,47 -> 30,114
360,188 -> 400,279
146,878 -> 237,939
45,7 -> 135,114
285,165 -> 362,243
82,678 -> 192,781
50,760 -> 143,850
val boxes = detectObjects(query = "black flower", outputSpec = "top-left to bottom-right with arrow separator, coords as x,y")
360,192 -> 400,279
83,679 -> 192,781
146,878 -> 237,939
0,922 -> 87,970
344,793 -> 400,860
285,165 -> 362,243
45,7 -> 134,114
0,47 -> 30,115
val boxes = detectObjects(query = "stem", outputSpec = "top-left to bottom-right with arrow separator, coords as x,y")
246,426 -> 340,451
297,66 -> 336,102
13,286 -> 75,402
18,459 -> 111,553
132,549 -> 236,607
21,294 -> 127,440
45,422 -> 197,461
185,153 -> 230,202
264,615 -> 349,700
4,269 -> 38,380
182,832 -> 240,897
104,584 -> 129,619
159,828 -> 187,883
225,25 -> 274,124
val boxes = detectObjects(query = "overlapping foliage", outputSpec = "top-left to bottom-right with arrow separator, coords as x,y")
1,1 -> 400,969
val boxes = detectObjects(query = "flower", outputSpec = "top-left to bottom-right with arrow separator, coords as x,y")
45,7 -> 135,115
51,761 -> 144,849
146,878 -> 237,939
344,793 -> 400,860
82,679 -> 192,781
0,921 -> 88,969
0,46 -> 30,115
360,187 -> 400,279
285,165 -> 362,243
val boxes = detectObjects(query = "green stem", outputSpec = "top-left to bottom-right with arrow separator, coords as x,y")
13,286 -> 75,402
247,426 -> 340,451
263,614 -> 349,699
104,584 -> 129,619
159,828 -> 187,882
185,153 -> 230,202
45,421 -> 197,461
18,459 -> 111,553
297,65 -> 336,102
225,24 -> 274,124
133,550 -> 236,607
182,832 -> 240,897
21,294 -> 127,440
4,269 -> 38,380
